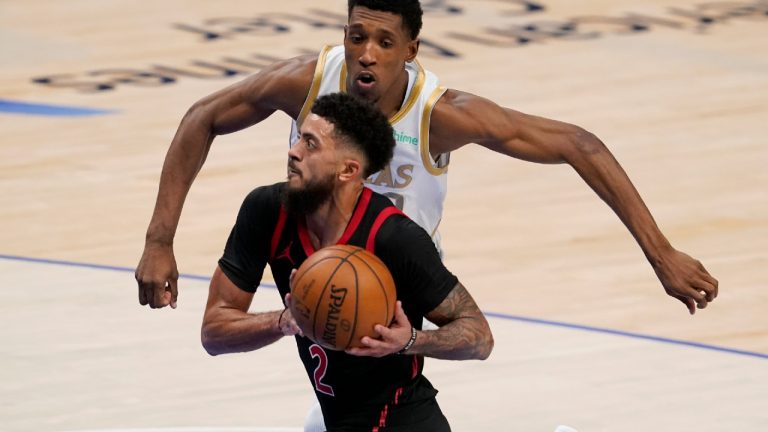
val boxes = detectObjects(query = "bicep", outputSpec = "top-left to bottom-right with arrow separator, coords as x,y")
431,89 -> 588,163
192,54 -> 316,136
424,282 -> 484,327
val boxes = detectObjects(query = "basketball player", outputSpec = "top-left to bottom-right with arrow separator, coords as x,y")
137,1 -> 718,310
203,93 -> 493,431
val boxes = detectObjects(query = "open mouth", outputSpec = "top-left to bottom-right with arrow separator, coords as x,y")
355,71 -> 376,89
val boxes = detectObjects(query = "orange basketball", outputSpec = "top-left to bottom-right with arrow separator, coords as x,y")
289,245 -> 397,351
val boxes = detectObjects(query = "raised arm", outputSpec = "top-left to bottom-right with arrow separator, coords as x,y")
429,90 -> 718,314
347,283 -> 494,361
136,54 -> 316,309
201,266 -> 300,355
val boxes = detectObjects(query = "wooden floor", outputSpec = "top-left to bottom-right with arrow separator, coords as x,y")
1,1 -> 766,431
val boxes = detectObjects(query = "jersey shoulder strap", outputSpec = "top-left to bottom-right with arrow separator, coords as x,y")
296,45 -> 336,126
365,207 -> 407,253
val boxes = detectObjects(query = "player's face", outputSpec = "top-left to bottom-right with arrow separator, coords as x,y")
288,114 -> 342,191
285,115 -> 342,214
344,6 -> 418,106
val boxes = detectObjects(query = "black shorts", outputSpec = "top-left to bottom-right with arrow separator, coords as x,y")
325,376 -> 451,432
372,396 -> 451,432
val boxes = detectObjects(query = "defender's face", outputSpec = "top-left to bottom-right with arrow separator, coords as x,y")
344,6 -> 417,104
287,114 -> 341,190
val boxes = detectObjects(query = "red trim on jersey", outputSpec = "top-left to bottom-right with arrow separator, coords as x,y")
297,218 -> 315,257
269,207 -> 288,261
411,355 -> 420,378
378,404 -> 389,427
371,386 -> 405,431
365,206 -> 406,252
297,188 -> 374,256
394,387 -> 403,405
337,187 -> 373,245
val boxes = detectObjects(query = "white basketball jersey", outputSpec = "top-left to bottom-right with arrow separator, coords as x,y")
290,45 -> 449,246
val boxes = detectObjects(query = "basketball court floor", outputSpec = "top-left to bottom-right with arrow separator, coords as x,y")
1,1 -> 766,431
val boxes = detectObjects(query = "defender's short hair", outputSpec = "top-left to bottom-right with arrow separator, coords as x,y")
310,93 -> 395,178
348,0 -> 423,40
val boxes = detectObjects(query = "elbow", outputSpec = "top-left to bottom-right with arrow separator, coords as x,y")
184,99 -> 206,122
201,326 -> 222,356
471,318 -> 494,360
478,330 -> 494,361
568,127 -> 607,158
183,99 -> 217,136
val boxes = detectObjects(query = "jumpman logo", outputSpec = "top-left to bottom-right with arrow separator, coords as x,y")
276,241 -> 295,266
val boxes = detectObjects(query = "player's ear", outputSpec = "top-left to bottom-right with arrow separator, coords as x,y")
405,39 -> 419,62
339,158 -> 362,182
343,25 -> 349,42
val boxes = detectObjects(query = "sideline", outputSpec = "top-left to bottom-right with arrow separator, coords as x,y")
0,99 -> 114,116
2,253 -> 765,361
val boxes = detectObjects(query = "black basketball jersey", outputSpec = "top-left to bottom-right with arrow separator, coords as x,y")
219,182 -> 458,430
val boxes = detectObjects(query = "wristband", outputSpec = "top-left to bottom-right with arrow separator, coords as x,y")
397,326 -> 417,355
277,308 -> 288,330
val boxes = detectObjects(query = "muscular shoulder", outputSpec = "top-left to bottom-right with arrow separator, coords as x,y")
233,182 -> 285,231
244,53 -> 318,118
429,88 -> 507,154
241,182 -> 285,213
199,52 -> 319,127
375,214 -> 438,261
220,183 -> 284,293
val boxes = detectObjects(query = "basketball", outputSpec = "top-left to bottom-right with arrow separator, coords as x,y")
289,245 -> 397,351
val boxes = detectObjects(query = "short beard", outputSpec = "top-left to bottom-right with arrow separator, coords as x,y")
281,174 -> 335,216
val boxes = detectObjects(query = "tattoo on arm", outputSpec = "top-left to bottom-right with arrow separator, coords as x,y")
416,283 -> 493,360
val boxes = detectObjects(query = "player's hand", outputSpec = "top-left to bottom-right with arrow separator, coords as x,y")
281,293 -> 303,337
653,248 -> 718,315
288,268 -> 298,291
346,301 -> 413,358
135,242 -> 179,309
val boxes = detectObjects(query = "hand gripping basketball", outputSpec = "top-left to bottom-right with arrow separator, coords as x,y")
345,300 -> 415,358
289,245 -> 397,351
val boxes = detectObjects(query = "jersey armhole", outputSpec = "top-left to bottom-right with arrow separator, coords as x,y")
296,45 -> 333,126
420,85 -> 450,176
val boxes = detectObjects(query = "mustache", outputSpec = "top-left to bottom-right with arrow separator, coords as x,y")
287,161 -> 301,175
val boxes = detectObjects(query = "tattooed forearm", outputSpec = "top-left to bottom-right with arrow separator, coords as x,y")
410,282 -> 494,360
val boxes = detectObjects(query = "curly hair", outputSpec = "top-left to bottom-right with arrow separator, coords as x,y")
348,0 -> 423,40
311,93 -> 395,178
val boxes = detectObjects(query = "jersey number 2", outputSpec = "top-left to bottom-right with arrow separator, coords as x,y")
309,344 -> 335,396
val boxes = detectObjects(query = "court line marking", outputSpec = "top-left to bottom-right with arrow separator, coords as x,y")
1,253 -> 765,360
0,99 -> 114,116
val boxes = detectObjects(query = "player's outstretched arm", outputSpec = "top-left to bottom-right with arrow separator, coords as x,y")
347,284 -> 493,360
136,54 -> 317,309
429,90 -> 718,314
201,266 -> 299,356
